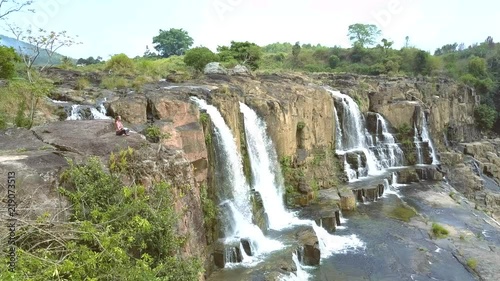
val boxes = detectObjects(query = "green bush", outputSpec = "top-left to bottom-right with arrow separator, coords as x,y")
100,75 -> 130,89
466,258 -> 477,269
0,111 -> 6,129
0,157 -> 203,280
15,99 -> 30,128
0,46 -> 20,79
105,53 -> 135,74
474,104 -> 497,131
145,124 -> 170,143
184,47 -> 218,72
329,55 -> 340,68
431,222 -> 449,238
74,77 -> 90,90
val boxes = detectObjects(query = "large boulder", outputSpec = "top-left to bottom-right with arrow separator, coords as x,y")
32,120 -> 146,159
204,62 -> 228,75
108,95 -> 148,124
295,226 -> 320,266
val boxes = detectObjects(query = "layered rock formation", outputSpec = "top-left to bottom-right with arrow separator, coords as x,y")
5,67 -> 493,279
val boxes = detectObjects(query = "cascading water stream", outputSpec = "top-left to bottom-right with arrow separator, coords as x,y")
279,253 -> 311,281
240,103 -> 298,230
66,99 -> 111,120
420,111 -> 439,165
328,89 -> 380,180
374,113 -> 405,168
240,102 -> 365,279
414,124 -> 424,165
190,97 -> 282,259
329,88 -> 406,181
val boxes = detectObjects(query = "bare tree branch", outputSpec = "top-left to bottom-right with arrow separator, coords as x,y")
0,0 -> 34,19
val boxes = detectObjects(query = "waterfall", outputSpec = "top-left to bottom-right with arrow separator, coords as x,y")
333,106 -> 343,150
240,102 -> 365,269
328,89 -> 380,180
414,125 -> 424,165
66,99 -> 111,120
240,103 -> 298,230
420,111 -> 439,165
190,97 -> 282,259
373,113 -> 405,168
329,88 -> 405,181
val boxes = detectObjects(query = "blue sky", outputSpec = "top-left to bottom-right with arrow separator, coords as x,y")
2,0 -> 499,59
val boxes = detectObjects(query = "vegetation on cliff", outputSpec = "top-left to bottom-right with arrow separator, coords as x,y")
0,157 -> 202,280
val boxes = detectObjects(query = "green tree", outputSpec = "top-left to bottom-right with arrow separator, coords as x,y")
474,104 -> 497,131
414,50 -> 431,75
152,28 -> 194,58
468,56 -> 488,78
347,23 -> 381,47
183,47 -> 218,72
0,46 -> 20,79
291,41 -> 301,68
380,38 -> 393,56
217,41 -> 262,70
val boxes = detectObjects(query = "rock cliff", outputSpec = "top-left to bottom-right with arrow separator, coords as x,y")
4,67 -> 494,279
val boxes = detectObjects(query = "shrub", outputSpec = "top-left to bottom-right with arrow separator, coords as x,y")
105,53 -> 135,74
15,100 -> 30,128
184,47 -> 218,72
1,157 -> 204,280
466,258 -> 477,269
431,222 -> 449,238
329,55 -> 340,68
74,77 -> 90,90
100,75 -> 130,89
474,104 -> 497,131
0,46 -> 20,79
0,111 -> 6,129
145,124 -> 170,143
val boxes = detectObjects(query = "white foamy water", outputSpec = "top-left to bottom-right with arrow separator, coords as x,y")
312,222 -> 366,258
191,97 -> 283,259
279,253 -> 312,281
240,102 -> 300,230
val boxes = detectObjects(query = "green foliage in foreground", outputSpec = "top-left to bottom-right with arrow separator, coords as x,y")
0,157 -> 202,281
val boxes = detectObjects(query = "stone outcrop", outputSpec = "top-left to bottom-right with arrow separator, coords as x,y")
295,226 -> 321,266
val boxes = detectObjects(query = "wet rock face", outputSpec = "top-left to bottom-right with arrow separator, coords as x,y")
213,240 -> 242,268
339,190 -> 357,211
252,191 -> 270,234
295,226 -> 321,266
316,73 -> 479,150
397,169 -> 420,184
352,183 -> 386,203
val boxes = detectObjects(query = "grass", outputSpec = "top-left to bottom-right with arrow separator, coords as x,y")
100,75 -> 130,89
387,204 -> 417,222
466,258 -> 477,269
431,222 -> 449,238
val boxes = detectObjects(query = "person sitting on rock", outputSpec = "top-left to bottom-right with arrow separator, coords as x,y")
114,115 -> 130,136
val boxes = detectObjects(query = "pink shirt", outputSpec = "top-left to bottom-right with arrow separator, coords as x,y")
115,120 -> 124,131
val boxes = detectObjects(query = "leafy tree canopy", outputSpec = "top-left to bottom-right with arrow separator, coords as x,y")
184,47 -> 218,72
0,46 -> 20,79
152,28 -> 194,58
347,23 -> 381,48
217,41 -> 262,70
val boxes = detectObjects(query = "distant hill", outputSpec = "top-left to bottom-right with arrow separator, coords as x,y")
0,34 -> 68,65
